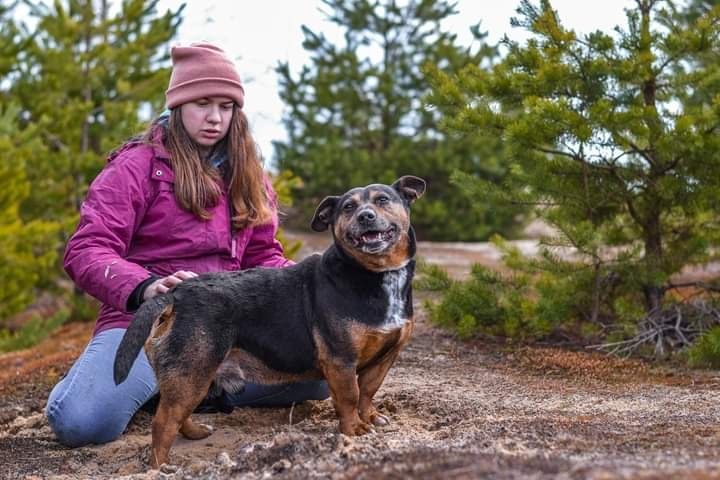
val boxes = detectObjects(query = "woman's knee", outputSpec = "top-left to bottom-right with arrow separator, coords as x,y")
46,392 -> 126,447
44,328 -> 156,447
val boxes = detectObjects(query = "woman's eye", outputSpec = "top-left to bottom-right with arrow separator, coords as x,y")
221,103 -> 234,110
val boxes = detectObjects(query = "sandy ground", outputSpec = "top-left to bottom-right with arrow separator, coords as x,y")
2,232 -> 720,479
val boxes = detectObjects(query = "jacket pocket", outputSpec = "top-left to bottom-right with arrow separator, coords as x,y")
146,174 -> 212,253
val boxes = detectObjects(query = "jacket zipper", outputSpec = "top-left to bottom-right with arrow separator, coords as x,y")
228,196 -> 238,259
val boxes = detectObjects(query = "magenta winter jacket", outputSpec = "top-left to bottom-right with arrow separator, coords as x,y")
64,135 -> 292,336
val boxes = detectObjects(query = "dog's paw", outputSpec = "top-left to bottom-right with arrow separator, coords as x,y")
340,419 -> 375,436
360,408 -> 390,427
180,420 -> 214,440
370,413 -> 389,426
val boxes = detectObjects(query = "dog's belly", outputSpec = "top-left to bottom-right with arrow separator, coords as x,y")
216,348 -> 323,387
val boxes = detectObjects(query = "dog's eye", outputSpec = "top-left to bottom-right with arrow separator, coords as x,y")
342,202 -> 356,212
376,195 -> 390,205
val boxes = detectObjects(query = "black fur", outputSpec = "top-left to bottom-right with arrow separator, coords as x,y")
114,294 -> 171,385
113,176 -> 425,391
113,247 -> 416,385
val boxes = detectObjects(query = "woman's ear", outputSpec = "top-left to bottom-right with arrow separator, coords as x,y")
311,196 -> 340,232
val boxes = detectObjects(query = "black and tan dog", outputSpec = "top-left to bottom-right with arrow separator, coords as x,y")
113,175 -> 425,468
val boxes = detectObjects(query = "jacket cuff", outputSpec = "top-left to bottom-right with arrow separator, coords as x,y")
103,261 -> 154,314
126,275 -> 159,312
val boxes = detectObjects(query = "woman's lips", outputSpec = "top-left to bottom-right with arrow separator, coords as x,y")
200,130 -> 220,138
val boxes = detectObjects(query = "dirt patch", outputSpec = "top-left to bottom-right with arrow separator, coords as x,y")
508,347 -> 651,384
3,307 -> 720,479
3,234 -> 720,478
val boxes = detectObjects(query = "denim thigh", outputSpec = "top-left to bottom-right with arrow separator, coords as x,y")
45,328 -> 157,447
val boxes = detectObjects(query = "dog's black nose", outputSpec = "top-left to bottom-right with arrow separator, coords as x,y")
357,209 -> 376,224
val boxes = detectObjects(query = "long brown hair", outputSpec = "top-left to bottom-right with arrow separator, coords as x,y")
145,106 -> 272,229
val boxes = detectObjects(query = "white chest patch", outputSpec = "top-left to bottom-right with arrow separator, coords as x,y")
381,268 -> 409,331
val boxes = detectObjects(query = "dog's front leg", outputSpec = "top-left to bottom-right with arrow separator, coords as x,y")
358,320 -> 414,427
357,349 -> 401,427
322,364 -> 373,436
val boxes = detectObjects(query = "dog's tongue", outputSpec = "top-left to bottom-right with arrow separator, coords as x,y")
362,231 -> 383,243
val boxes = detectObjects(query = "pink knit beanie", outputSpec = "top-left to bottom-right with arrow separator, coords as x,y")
165,42 -> 245,109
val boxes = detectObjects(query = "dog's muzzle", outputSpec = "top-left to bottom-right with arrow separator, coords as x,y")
346,212 -> 399,254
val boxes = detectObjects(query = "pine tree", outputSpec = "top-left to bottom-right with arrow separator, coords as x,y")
0,3 -> 60,323
426,0 -> 720,347
275,0 -> 522,241
0,1 -> 29,95
0,106 -> 61,322
13,0 -> 183,233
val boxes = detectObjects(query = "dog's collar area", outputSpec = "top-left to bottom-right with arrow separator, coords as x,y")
322,243 -> 413,276
379,259 -> 411,272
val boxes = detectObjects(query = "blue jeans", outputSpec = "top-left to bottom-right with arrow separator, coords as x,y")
46,328 -> 329,447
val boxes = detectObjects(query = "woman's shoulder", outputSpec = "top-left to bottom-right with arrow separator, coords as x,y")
91,138 -> 171,191
107,138 -> 167,169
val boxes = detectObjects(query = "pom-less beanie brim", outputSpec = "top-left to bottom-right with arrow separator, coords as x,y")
166,78 -> 245,109
165,42 -> 245,109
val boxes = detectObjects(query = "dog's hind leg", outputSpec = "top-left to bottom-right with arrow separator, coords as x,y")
150,376 -> 213,468
179,417 -> 213,440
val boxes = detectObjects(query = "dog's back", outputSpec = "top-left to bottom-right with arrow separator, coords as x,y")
153,257 -> 323,379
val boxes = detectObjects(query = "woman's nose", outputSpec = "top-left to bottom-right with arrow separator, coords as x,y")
206,106 -> 221,123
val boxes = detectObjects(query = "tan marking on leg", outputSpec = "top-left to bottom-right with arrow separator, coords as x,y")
358,319 -> 414,426
150,375 -> 214,468
351,324 -> 401,369
313,329 -> 371,436
143,306 -> 174,367
322,363 -> 372,436
179,418 -> 213,440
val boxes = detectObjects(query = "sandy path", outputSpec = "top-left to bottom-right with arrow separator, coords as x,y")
2,232 -> 720,479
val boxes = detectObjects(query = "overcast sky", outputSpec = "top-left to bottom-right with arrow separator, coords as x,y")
155,0 -> 634,165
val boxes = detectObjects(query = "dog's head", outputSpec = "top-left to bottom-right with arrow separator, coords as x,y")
310,176 -> 426,271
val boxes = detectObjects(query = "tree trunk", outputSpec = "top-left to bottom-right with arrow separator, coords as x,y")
638,0 -> 665,314
643,212 -> 664,313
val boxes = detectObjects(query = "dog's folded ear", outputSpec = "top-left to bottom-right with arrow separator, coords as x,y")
392,176 -> 426,204
311,196 -> 340,232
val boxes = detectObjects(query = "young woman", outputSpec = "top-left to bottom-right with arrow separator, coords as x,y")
46,42 -> 328,447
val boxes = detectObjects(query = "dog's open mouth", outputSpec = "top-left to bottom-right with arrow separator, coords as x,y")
349,226 -> 397,251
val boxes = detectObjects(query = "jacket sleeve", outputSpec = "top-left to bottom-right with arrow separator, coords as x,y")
240,179 -> 294,269
63,149 -> 154,313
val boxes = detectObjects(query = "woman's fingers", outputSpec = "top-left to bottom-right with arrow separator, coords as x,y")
162,275 -> 182,287
172,270 -> 198,280
162,271 -> 197,286
143,271 -> 198,301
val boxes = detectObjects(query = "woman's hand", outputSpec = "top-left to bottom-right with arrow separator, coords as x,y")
143,270 -> 198,301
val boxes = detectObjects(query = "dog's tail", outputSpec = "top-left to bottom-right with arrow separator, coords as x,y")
113,294 -> 173,385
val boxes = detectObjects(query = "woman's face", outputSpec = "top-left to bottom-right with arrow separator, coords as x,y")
180,96 -> 234,154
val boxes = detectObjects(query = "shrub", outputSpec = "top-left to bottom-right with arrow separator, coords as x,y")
425,264 -> 547,340
0,308 -> 69,353
688,327 -> 720,368
414,259 -> 454,292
